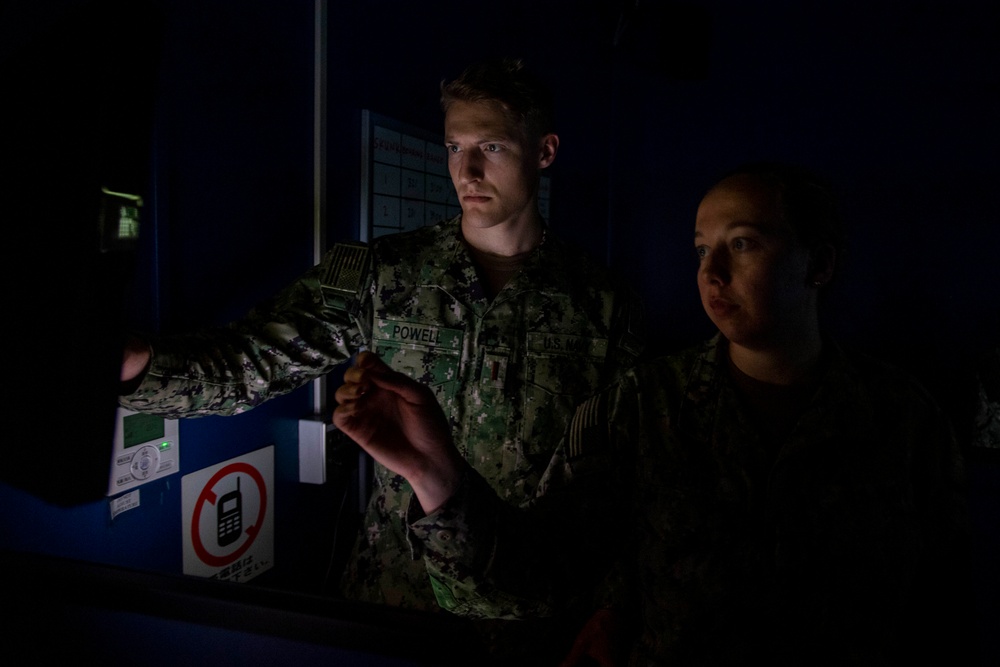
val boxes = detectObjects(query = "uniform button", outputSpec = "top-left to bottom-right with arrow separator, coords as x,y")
436,529 -> 454,542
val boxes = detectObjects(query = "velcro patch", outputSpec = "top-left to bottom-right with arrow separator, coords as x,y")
321,242 -> 370,311
526,332 -> 607,358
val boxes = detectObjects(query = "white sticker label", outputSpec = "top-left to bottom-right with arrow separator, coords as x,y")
109,489 -> 141,519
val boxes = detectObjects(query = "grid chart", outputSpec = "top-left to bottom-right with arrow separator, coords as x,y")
360,110 -> 550,241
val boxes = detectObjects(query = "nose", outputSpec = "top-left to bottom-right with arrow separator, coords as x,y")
455,149 -> 484,185
699,246 -> 730,286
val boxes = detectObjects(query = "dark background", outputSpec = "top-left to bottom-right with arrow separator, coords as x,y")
2,0 -> 997,664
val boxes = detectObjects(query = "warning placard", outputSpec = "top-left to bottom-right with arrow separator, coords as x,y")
181,445 -> 274,582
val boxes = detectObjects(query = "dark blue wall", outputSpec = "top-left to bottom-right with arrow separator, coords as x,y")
1,0 -> 323,585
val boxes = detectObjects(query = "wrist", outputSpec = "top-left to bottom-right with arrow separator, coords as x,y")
411,452 -> 465,515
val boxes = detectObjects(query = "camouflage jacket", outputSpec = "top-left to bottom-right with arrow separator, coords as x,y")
120,216 -> 645,614
972,347 -> 1000,450
412,334 -> 971,665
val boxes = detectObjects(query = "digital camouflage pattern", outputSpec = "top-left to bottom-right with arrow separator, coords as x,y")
340,218 -> 642,605
412,334 -> 971,665
121,216 -> 645,661
972,347 -> 1000,449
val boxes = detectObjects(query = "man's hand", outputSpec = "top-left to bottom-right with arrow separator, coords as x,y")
121,334 -> 152,383
333,350 -> 465,513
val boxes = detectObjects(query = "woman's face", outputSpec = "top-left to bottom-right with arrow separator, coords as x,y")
694,174 -> 818,351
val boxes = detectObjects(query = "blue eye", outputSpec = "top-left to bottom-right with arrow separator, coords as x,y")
447,145 -> 459,154
484,144 -> 499,152
695,246 -> 708,259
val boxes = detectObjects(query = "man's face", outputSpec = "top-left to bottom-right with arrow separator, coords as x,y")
444,99 -> 546,231
694,174 -> 815,351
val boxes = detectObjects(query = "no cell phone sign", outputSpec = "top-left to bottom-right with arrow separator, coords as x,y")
182,446 -> 274,582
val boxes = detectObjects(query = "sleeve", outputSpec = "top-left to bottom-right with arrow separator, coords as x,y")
899,377 -> 980,663
119,242 -> 374,417
971,347 -> 1000,450
604,282 -> 647,385
410,383 -> 634,620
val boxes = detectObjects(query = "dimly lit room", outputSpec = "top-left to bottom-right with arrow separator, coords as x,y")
2,0 -> 997,664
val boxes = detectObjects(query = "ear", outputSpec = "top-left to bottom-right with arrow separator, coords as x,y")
807,243 -> 837,287
538,133 -> 559,169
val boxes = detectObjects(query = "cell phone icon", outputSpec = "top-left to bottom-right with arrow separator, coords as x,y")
217,477 -> 243,547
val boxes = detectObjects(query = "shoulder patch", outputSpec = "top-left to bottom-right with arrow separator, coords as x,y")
568,394 -> 608,460
321,242 -> 371,312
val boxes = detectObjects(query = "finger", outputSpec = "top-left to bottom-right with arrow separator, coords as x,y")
332,403 -> 364,434
340,351 -> 435,408
343,349 -> 388,383
334,382 -> 366,404
342,362 -> 370,384
363,367 -> 436,406
354,349 -> 389,371
332,393 -> 372,424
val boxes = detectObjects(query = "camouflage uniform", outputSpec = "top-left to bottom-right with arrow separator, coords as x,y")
412,334 -> 971,665
971,347 -> 1000,449
121,216 -> 645,662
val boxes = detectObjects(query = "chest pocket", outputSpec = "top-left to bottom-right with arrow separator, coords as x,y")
372,320 -> 464,405
522,332 -> 608,464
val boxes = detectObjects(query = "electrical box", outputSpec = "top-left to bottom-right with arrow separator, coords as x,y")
298,417 -> 336,484
107,407 -> 179,495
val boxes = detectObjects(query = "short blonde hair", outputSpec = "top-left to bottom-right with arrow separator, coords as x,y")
440,57 -> 555,139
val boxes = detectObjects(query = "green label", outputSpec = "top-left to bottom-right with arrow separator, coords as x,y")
375,319 -> 463,351
526,332 -> 607,358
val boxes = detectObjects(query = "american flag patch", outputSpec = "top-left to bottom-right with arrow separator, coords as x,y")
321,242 -> 371,311
567,394 -> 606,460
323,242 -> 370,292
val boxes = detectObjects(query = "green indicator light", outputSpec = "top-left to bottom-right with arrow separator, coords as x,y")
160,441 -> 170,450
